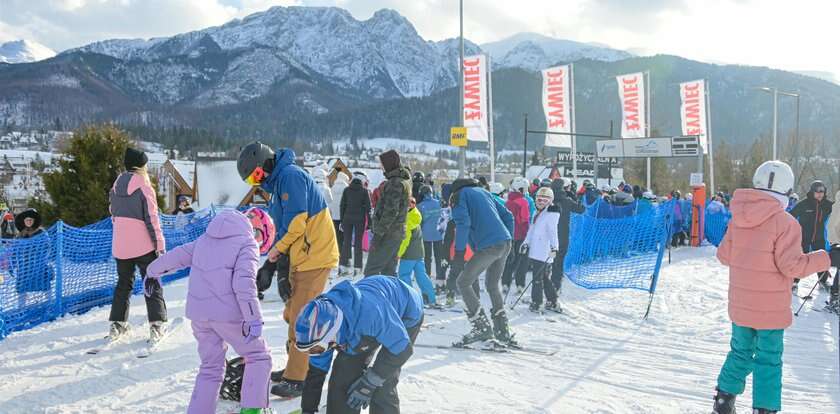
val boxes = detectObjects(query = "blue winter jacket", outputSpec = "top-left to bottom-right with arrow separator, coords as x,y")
260,148 -> 338,271
452,185 -> 514,252
309,276 -> 423,375
523,193 -> 537,222
417,197 -> 443,242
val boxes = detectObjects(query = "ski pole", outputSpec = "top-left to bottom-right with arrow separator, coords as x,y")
794,280 -> 819,317
510,262 -> 549,310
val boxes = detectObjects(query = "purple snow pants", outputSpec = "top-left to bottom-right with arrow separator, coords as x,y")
188,320 -> 272,413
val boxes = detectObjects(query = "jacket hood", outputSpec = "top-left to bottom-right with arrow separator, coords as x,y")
262,148 -> 296,191
451,178 -> 479,194
385,166 -> 411,180
205,209 -> 253,239
322,280 -> 363,340
729,189 -> 785,229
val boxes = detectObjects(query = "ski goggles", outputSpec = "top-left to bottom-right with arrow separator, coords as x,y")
295,311 -> 343,355
245,166 -> 267,186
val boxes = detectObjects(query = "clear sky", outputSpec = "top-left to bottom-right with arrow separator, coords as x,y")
1,0 -> 838,79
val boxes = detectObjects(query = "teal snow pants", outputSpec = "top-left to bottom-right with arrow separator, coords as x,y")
717,322 -> 784,411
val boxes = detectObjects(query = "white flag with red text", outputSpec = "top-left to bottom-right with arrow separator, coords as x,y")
616,72 -> 647,138
679,80 -> 708,154
462,55 -> 489,142
542,65 -> 572,148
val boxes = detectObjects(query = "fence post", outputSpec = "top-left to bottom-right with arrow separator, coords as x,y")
54,221 -> 64,317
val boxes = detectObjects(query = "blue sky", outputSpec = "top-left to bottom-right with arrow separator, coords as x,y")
1,0 -> 838,80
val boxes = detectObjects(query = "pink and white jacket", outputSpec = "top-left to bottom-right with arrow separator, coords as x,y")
110,172 -> 165,259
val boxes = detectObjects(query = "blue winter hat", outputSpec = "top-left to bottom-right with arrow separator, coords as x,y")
295,298 -> 343,353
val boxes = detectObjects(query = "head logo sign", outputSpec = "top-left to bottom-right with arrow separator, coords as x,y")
462,55 -> 489,142
679,80 -> 708,154
542,65 -> 572,148
616,72 -> 647,139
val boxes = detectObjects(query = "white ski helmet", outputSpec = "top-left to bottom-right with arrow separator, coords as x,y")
753,160 -> 795,195
535,186 -> 554,201
511,177 -> 530,193
489,182 -> 505,195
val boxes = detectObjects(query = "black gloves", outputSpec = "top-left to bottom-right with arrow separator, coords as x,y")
276,254 -> 292,302
257,260 -> 277,292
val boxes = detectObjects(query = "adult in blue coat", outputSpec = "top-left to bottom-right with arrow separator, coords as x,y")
416,186 -> 446,286
295,276 -> 423,414
450,178 -> 516,347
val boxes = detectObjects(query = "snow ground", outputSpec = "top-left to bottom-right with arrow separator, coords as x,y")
0,247 -> 838,413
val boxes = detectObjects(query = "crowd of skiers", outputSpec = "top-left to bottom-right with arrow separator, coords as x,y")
6,143 -> 828,414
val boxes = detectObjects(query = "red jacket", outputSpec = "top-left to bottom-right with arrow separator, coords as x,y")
506,191 -> 530,241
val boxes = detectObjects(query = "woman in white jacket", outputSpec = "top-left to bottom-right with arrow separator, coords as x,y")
522,187 -> 561,313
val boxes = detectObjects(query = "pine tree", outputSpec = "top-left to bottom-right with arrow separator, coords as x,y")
29,125 -> 133,227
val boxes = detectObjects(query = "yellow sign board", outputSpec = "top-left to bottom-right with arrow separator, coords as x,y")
450,127 -> 467,147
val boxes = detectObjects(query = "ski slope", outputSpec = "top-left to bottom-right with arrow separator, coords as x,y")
0,247 -> 837,413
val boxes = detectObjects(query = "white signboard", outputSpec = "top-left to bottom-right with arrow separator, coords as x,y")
595,140 -> 624,158
690,173 -> 704,187
623,138 -> 672,158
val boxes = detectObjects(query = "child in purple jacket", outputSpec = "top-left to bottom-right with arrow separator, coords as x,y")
146,208 -> 274,414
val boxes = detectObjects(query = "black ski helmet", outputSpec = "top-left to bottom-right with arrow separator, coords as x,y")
810,180 -> 827,194
237,142 -> 275,182
413,171 -> 425,182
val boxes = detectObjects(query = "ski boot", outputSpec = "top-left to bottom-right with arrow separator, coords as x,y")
502,284 -> 510,295
270,369 -> 285,382
271,377 -> 304,399
445,290 -> 456,307
149,321 -> 165,344
338,266 -> 353,277
528,302 -> 541,313
544,301 -> 562,314
354,267 -> 363,278
824,294 -> 840,314
108,321 -> 129,341
491,309 -> 519,348
752,409 -> 776,414
453,308 -> 493,347
712,387 -> 737,414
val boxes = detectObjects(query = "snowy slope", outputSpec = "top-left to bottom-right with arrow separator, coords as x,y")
0,40 -> 56,64
482,33 -> 632,71
0,247 -> 837,413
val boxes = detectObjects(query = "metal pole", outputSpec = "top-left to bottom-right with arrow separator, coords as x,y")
645,71 -> 652,189
772,88 -> 778,160
458,0 -> 466,178
523,114 -> 528,176
487,53 -> 495,182
571,63 -> 578,182
706,79 -> 715,194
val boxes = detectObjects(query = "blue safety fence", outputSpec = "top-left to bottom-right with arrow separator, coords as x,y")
564,199 -> 674,293
0,206 -> 226,339
705,208 -> 731,247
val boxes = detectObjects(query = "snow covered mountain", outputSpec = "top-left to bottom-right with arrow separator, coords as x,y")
64,7 -> 480,100
481,32 -> 632,71
0,40 -> 56,64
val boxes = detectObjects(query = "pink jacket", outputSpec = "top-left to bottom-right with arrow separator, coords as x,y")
506,191 -> 530,241
109,172 -> 165,259
717,189 -> 830,329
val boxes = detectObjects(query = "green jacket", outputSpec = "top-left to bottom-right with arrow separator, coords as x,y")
398,207 -> 424,260
372,166 -> 411,238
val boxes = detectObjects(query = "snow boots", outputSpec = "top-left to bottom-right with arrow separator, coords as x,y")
491,309 -> 518,347
271,377 -> 303,399
712,387 -> 737,414
455,308 -> 493,346
108,321 -> 129,341
752,409 -> 777,414
149,321 -> 164,343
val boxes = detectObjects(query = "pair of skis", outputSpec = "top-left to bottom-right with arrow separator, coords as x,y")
86,317 -> 184,358
415,340 -> 556,356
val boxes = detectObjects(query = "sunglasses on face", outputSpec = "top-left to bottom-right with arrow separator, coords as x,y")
245,167 -> 266,186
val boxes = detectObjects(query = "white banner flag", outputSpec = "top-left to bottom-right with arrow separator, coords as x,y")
616,72 -> 647,138
542,65 -> 572,148
679,80 -> 709,154
463,54 -> 489,142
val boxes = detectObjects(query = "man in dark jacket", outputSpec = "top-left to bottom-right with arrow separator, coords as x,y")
450,178 -> 516,347
789,180 -> 834,289
411,171 -> 425,200
550,178 -> 585,292
340,174 -> 371,276
365,150 -> 411,277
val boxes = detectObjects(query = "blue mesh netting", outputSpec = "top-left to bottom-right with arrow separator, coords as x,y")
705,208 -> 731,247
564,199 -> 674,292
0,206 -> 222,339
